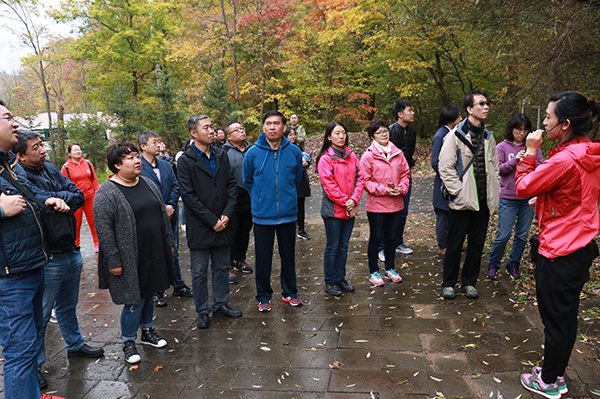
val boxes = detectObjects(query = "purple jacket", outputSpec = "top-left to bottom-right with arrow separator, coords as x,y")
497,139 -> 543,199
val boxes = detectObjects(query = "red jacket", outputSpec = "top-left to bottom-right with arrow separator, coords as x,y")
62,158 -> 99,199
360,142 -> 410,213
515,136 -> 600,258
317,146 -> 364,219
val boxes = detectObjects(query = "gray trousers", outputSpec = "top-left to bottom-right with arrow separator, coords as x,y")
190,245 -> 230,315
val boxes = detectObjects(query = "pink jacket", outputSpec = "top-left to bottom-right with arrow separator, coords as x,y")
360,142 -> 411,213
516,136 -> 600,258
318,146 -> 364,219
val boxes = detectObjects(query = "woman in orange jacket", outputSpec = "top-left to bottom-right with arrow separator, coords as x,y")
62,143 -> 100,251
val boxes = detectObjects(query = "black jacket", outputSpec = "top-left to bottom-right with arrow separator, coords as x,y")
389,123 -> 417,168
178,145 -> 237,250
21,162 -> 85,251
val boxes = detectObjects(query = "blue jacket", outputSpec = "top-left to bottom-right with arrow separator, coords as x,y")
140,155 -> 179,209
0,151 -> 47,276
431,125 -> 451,211
21,162 -> 85,251
243,133 -> 303,225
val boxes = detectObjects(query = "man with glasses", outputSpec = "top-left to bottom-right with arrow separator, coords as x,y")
438,90 -> 500,300
138,131 -> 193,307
222,122 -> 254,285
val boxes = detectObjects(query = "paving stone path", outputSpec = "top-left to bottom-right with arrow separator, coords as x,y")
2,177 -> 599,398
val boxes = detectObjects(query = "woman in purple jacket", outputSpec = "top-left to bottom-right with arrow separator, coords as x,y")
487,114 -> 542,280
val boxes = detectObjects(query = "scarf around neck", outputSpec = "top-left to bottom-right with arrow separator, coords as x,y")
373,140 -> 392,160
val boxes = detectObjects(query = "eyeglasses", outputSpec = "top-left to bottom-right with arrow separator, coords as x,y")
0,114 -> 15,122
472,101 -> 489,107
374,128 -> 389,136
230,126 -> 245,134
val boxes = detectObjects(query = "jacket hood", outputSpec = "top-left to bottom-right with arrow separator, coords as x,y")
223,140 -> 250,152
254,133 -> 291,151
366,141 -> 402,161
568,142 -> 600,173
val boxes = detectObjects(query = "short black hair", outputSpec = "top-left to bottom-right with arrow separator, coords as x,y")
0,100 -> 6,107
365,119 -> 389,139
14,129 -> 41,155
262,110 -> 286,125
392,100 -> 412,120
438,105 -> 460,128
106,142 -> 138,174
463,90 -> 488,112
504,114 -> 532,141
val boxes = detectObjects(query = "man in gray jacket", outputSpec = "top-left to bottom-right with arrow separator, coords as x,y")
222,122 -> 253,284
438,90 -> 500,300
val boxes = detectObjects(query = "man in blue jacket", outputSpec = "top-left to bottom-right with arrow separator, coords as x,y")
15,129 -> 104,390
138,131 -> 193,307
243,110 -> 304,312
0,100 -> 66,399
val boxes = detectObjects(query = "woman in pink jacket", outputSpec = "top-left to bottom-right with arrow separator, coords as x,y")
316,121 -> 364,297
360,119 -> 410,286
62,143 -> 100,251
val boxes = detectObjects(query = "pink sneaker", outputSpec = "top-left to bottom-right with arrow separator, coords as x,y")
369,272 -> 384,286
384,269 -> 403,283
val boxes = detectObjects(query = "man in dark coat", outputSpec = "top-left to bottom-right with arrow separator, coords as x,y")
15,129 -> 104,390
138,130 -> 193,307
178,114 -> 242,329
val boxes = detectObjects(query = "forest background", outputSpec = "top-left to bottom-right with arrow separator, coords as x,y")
1,0 -> 599,170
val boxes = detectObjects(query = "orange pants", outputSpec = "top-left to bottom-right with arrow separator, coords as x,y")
74,195 -> 99,248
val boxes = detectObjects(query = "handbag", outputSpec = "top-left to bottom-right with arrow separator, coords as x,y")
0,165 -> 74,248
440,131 -> 482,201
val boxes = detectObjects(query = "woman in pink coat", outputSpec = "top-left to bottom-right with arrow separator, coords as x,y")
360,119 -> 410,286
316,121 -> 364,297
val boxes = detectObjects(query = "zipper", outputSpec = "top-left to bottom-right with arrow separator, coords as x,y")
274,150 -> 279,223
27,199 -> 48,264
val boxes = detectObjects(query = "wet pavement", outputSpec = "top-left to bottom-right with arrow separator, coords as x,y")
2,177 -> 600,398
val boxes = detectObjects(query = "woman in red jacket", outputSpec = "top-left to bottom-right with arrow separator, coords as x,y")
62,143 -> 100,251
516,92 -> 600,398
316,122 -> 364,297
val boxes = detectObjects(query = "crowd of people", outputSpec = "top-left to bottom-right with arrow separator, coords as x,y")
0,90 -> 599,399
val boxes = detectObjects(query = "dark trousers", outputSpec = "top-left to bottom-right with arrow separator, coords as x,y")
253,222 -> 298,302
442,206 -> 489,287
537,243 -> 592,383
379,179 -> 412,250
297,197 -> 306,233
368,211 -> 401,273
323,217 -> 355,283
229,208 -> 253,265
434,207 -> 450,250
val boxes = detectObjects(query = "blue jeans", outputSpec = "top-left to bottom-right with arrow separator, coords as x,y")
434,207 -> 450,250
37,249 -> 85,369
489,198 -> 534,266
190,245 -> 230,315
323,218 -> 355,284
0,268 -> 44,399
121,297 -> 154,342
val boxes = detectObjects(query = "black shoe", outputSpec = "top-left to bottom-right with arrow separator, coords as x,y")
325,282 -> 343,296
38,370 -> 48,389
196,313 -> 210,329
141,327 -> 167,348
212,304 -> 243,318
123,341 -> 141,364
337,279 -> 355,292
67,343 -> 104,358
297,231 -> 311,240
172,283 -> 193,297
152,292 -> 167,307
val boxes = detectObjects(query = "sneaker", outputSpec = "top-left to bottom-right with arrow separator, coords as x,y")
506,261 -> 521,279
487,263 -> 500,279
337,279 -> 354,292
282,295 -> 303,306
384,269 -> 403,283
41,395 -> 65,399
140,327 -> 167,348
49,308 -> 57,324
152,292 -> 167,307
461,285 -> 479,299
181,224 -> 186,232
521,370 -> 561,398
533,367 -> 568,394
258,300 -> 272,312
123,341 -> 141,364
378,250 -> 385,262
396,244 -> 413,254
325,283 -> 343,296
228,267 -> 238,284
233,260 -> 253,274
297,231 -> 311,240
442,287 -> 456,299
369,272 -> 385,286
172,283 -> 193,297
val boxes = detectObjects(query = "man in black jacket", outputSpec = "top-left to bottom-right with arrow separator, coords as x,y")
387,99 -> 417,256
178,115 -> 242,329
15,129 -> 104,390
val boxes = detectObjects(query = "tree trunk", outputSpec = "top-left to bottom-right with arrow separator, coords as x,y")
39,60 -> 57,165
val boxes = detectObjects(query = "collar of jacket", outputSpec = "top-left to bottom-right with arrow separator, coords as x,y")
368,141 -> 402,161
183,144 -> 222,176
327,145 -> 351,160
457,118 -> 492,141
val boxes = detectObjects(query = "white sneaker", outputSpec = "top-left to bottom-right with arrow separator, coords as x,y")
378,250 -> 385,262
396,244 -> 413,254
50,308 -> 57,324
